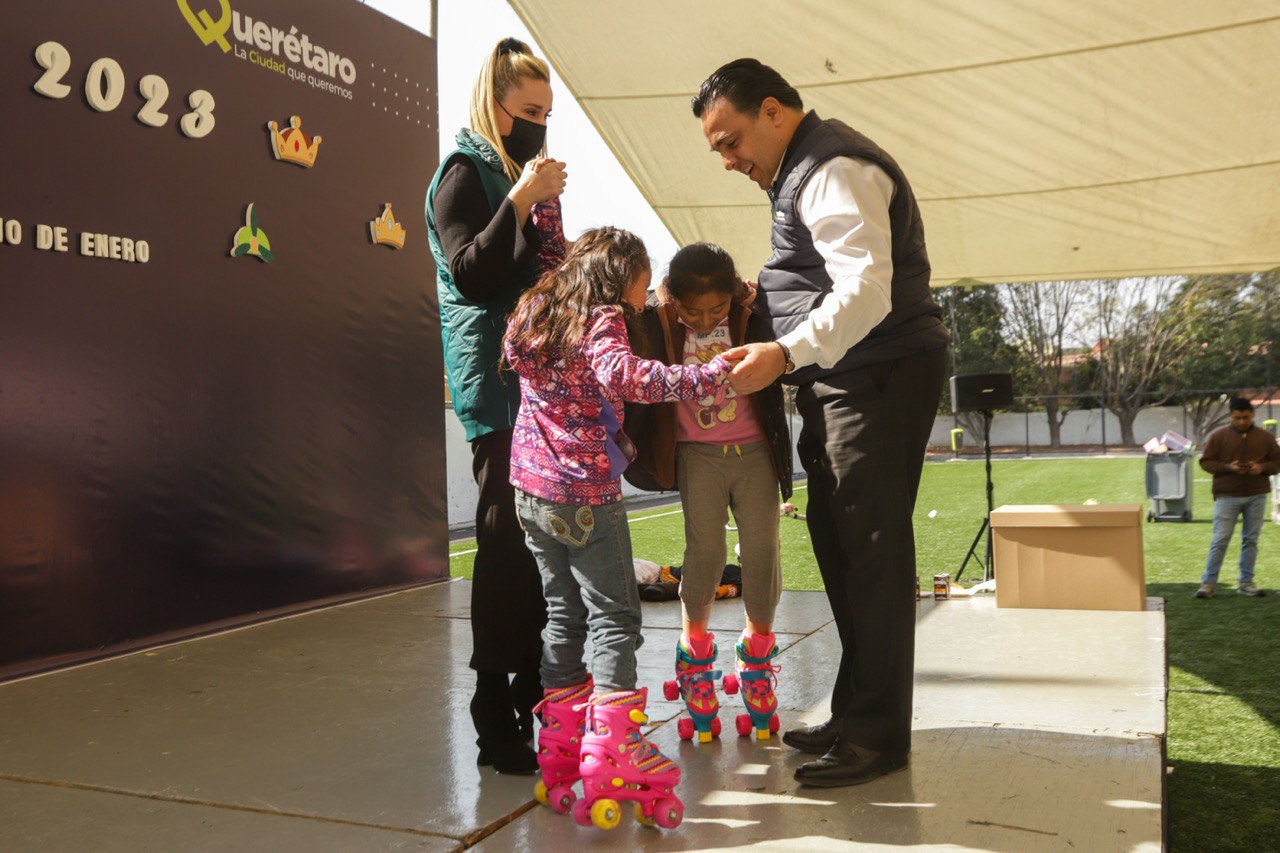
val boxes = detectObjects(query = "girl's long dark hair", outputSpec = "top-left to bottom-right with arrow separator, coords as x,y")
504,226 -> 649,365
665,241 -> 742,300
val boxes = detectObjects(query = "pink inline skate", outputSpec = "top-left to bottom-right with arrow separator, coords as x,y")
573,688 -> 683,830
725,631 -> 781,740
532,678 -> 593,813
662,633 -> 732,742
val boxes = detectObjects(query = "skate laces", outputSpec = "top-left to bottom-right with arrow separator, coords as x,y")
626,729 -> 675,773
676,662 -> 722,692
577,688 -> 642,732
534,679 -> 593,718
744,675 -> 778,707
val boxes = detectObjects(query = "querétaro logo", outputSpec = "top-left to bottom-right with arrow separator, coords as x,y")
176,1 -> 358,85
177,0 -> 233,53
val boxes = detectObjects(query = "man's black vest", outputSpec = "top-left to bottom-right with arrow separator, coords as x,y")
756,111 -> 948,383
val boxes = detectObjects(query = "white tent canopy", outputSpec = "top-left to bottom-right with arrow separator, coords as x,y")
507,1 -> 1280,285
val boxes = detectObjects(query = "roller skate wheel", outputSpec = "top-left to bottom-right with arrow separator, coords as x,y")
534,779 -> 549,805
710,716 -> 722,737
634,802 -> 655,826
654,797 -> 684,829
572,799 -> 592,827
663,680 -> 679,701
722,674 -> 739,695
548,784 -> 576,814
591,798 -> 622,830
736,714 -> 753,737
769,714 -> 781,733
677,717 -> 695,740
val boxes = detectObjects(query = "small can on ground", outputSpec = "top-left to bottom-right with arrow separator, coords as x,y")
933,573 -> 951,600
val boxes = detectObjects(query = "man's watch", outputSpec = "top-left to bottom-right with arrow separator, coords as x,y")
777,341 -> 796,374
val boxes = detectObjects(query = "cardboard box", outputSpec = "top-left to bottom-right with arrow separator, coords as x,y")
991,504 -> 1145,611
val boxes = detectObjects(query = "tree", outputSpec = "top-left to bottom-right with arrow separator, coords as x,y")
1166,274 -> 1256,441
1002,280 -> 1089,447
1086,277 -> 1189,446
938,284 -> 1023,444
1249,269 -> 1280,410
939,283 -> 1012,377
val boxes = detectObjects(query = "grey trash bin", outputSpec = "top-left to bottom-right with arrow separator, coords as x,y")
1146,450 -> 1193,522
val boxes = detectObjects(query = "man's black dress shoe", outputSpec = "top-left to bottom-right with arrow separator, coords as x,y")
781,718 -> 841,754
794,738 -> 908,788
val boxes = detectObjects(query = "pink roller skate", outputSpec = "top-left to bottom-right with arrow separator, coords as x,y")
726,631 -> 781,740
573,688 -> 684,830
532,678 -> 594,813
662,634 -> 730,742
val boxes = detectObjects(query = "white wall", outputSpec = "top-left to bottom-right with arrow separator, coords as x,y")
447,404 -> 1233,528
445,410 -> 806,530
929,405 -> 1198,450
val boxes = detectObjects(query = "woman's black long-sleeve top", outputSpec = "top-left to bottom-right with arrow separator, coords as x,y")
430,156 -> 540,303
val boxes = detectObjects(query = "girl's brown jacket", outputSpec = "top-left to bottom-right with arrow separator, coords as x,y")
624,300 -> 793,500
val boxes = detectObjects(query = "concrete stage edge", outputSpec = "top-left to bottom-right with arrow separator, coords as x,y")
0,581 -> 1165,851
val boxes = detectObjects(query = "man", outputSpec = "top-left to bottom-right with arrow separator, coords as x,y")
696,58 -> 948,787
1195,397 -> 1278,598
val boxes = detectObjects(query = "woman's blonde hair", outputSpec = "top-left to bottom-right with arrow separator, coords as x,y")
469,37 -> 551,181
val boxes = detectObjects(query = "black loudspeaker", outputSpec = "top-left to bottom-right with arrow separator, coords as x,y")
951,372 -> 1014,413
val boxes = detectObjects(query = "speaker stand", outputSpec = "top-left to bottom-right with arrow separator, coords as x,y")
956,408 -> 995,583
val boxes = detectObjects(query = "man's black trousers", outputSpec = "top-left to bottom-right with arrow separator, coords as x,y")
794,346 -> 947,754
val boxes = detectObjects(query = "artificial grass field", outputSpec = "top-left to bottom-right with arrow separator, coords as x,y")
448,456 -> 1279,850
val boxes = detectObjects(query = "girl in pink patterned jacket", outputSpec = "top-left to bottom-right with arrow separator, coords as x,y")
503,227 -> 731,809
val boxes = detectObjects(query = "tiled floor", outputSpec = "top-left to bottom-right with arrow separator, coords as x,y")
0,581 -> 1165,851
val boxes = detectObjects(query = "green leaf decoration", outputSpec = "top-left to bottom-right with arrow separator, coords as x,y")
249,203 -> 259,236
257,247 -> 274,263
231,243 -> 250,257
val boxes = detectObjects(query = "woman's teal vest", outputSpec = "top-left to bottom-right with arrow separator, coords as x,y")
425,145 -> 536,442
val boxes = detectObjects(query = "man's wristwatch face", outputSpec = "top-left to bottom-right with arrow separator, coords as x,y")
781,345 -> 795,373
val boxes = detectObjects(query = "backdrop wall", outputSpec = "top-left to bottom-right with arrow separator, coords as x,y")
0,0 -> 444,679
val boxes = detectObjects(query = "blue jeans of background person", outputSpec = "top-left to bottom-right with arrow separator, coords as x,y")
1202,494 -> 1267,585
515,490 -> 643,692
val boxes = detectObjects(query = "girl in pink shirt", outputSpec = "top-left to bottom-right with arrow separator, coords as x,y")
628,243 -> 791,745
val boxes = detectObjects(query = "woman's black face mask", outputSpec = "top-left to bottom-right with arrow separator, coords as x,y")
498,102 -> 546,165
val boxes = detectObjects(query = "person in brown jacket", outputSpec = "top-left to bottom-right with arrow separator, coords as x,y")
625,242 -> 793,744
1195,397 -> 1279,598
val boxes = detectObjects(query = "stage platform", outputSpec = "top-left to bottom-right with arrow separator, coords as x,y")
0,580 -> 1166,851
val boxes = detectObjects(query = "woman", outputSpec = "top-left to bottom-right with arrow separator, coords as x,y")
425,37 -> 567,774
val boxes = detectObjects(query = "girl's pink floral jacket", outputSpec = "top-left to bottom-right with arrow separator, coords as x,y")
505,306 -> 729,505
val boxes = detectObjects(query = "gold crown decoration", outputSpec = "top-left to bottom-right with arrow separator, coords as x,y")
369,203 -> 406,250
267,115 -> 322,168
